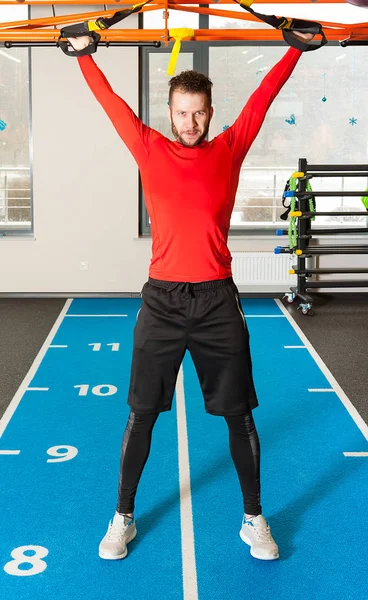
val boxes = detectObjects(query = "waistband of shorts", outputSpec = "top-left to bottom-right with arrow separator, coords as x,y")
148,277 -> 234,291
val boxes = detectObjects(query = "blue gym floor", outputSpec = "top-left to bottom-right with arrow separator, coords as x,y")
1,298 -> 367,600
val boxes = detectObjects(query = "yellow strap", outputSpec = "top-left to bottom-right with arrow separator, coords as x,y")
292,171 -> 304,178
88,1 -> 151,31
88,21 -> 103,31
239,0 -> 254,7
132,0 -> 149,10
167,28 -> 195,76
278,18 -> 292,30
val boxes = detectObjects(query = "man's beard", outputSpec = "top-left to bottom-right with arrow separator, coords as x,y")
171,120 -> 210,147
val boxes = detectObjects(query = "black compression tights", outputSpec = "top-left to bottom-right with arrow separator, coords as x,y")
224,412 -> 261,515
117,410 -> 261,516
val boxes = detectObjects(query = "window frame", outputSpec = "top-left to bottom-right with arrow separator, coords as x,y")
0,5 -> 33,237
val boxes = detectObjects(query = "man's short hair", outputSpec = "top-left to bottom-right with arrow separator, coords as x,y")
168,70 -> 213,107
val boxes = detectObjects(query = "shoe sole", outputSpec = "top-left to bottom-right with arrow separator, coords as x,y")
99,527 -> 137,560
239,529 -> 279,561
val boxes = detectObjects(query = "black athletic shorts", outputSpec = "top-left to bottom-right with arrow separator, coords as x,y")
127,277 -> 259,416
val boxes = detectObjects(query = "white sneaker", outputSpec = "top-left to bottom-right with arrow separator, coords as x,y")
240,514 -> 279,560
99,513 -> 137,560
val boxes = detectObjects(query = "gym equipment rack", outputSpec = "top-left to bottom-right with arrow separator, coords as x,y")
276,158 -> 368,315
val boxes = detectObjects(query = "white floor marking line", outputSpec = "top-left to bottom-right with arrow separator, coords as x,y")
244,315 -> 285,318
0,298 -> 73,439
65,314 -> 127,318
49,345 -> 68,348
175,367 -> 198,600
284,346 -> 306,349
275,298 -> 368,441
27,387 -> 50,392
343,452 -> 368,457
308,389 -> 334,393
0,450 -> 21,455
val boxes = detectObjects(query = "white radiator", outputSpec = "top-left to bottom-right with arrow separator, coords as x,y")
231,252 -> 296,291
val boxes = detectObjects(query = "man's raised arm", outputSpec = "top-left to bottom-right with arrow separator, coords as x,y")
221,47 -> 303,164
71,37 -> 158,165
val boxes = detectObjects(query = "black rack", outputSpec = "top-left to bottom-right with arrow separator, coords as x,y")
277,158 -> 368,315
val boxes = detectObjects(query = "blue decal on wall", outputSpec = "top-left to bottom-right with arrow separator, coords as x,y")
0,120 -> 7,131
322,73 -> 327,102
285,114 -> 296,126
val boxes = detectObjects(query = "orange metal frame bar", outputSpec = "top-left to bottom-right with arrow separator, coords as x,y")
0,0 -> 350,4
0,1 -> 367,43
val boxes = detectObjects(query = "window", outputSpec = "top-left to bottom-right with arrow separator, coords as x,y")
0,6 -> 31,235
210,44 -> 368,229
208,4 -> 272,30
141,10 -> 368,233
143,5 -> 199,30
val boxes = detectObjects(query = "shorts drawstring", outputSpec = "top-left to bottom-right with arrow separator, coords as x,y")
186,283 -> 195,298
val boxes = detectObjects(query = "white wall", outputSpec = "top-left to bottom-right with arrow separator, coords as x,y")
0,6 -> 153,294
0,4 -> 367,294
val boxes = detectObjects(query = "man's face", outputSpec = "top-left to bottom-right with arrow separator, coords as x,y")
168,90 -> 213,147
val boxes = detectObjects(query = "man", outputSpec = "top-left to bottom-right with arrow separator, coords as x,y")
69,31 -> 312,562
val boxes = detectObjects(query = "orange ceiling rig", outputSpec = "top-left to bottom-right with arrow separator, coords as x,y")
0,0 -> 367,49
0,0 -> 352,4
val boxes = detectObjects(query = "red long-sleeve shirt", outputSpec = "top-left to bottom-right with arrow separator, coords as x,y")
78,49 -> 301,282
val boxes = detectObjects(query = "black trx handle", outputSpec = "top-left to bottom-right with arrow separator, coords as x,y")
58,0 -> 152,57
58,29 -> 101,57
282,19 -> 327,53
234,0 -> 328,52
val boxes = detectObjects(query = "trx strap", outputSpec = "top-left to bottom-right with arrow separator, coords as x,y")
234,0 -> 327,52
167,28 -> 195,76
362,189 -> 368,211
58,0 -> 152,57
284,178 -> 298,249
282,176 -> 314,251
281,178 -> 296,221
